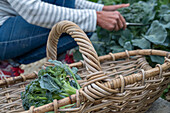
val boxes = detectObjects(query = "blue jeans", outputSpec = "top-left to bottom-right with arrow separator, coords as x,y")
0,0 -> 92,64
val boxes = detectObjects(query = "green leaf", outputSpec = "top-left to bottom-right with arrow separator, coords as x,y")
163,14 -> 170,22
150,55 -> 164,64
163,88 -> 169,93
121,29 -> 133,40
160,36 -> 170,47
73,49 -> 83,61
118,37 -> 126,47
158,5 -> 170,17
144,20 -> 167,45
92,42 -> 105,56
90,33 -> 99,41
38,69 -> 46,77
39,74 -> 60,92
161,22 -> 170,29
118,29 -> 133,47
71,67 -> 78,74
124,41 -> 133,50
132,38 -> 151,49
110,45 -> 125,53
71,67 -> 82,80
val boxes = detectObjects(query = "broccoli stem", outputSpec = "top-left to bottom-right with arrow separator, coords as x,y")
67,67 -> 81,89
63,81 -> 77,94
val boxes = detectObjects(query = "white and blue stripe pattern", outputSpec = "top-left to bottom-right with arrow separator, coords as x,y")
0,0 -> 103,32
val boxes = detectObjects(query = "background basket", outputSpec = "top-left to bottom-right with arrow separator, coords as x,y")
0,21 -> 170,113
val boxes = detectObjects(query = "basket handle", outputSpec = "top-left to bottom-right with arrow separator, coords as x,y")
46,21 -> 101,73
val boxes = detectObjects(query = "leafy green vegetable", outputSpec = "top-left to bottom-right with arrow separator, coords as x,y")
150,55 -> 164,64
39,74 -> 61,92
82,0 -> 170,64
132,38 -> 151,49
21,60 -> 81,110
144,20 -> 167,45
118,1 -> 156,23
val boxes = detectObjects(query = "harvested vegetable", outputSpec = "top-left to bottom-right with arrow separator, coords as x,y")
21,60 -> 81,110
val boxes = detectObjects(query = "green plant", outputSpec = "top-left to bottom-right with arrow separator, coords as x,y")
21,60 -> 81,110
81,0 -> 170,65
81,0 -> 170,101
161,84 -> 170,100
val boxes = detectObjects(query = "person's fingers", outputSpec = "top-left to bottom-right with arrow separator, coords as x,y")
120,15 -> 127,30
117,15 -> 123,30
114,22 -> 119,31
111,11 -> 123,30
112,4 -> 130,10
119,14 -> 126,30
111,20 -> 117,31
107,19 -> 116,31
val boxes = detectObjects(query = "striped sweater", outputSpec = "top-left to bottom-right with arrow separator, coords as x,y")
0,0 -> 104,32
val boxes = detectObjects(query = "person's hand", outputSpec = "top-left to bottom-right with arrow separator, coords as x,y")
96,11 -> 126,31
96,4 -> 130,31
102,4 -> 130,11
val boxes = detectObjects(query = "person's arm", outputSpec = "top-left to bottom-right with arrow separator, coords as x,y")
75,0 -> 130,31
75,0 -> 104,11
7,0 -> 97,32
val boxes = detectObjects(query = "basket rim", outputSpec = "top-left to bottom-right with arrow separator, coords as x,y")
69,49 -> 170,68
0,49 -> 169,88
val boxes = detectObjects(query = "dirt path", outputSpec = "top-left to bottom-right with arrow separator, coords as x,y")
21,58 -> 46,75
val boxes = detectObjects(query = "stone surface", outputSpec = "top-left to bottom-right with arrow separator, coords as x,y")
146,98 -> 170,113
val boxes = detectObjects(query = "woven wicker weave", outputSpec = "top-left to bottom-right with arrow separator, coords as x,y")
0,21 -> 170,113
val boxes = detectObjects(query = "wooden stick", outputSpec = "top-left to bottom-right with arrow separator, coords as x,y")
0,73 -> 37,87
104,61 -> 170,89
21,94 -> 76,113
69,49 -> 169,67
21,62 -> 170,113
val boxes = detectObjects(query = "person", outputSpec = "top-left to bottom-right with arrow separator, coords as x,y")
0,0 -> 129,78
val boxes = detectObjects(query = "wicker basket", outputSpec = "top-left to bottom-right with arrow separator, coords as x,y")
0,21 -> 170,113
